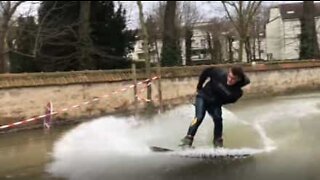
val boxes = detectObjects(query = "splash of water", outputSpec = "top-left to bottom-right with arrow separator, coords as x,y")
46,94 -> 320,179
48,105 -> 274,170
253,121 -> 276,152
170,107 -> 277,158
223,108 -> 277,153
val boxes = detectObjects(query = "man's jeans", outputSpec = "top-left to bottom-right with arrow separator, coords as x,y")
187,95 -> 223,140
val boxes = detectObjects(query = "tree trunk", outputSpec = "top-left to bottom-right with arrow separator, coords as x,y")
228,36 -> 234,62
0,31 -> 6,73
161,1 -> 180,66
0,1 -> 25,73
156,49 -> 163,113
245,36 -> 251,63
238,38 -> 244,62
299,1 -> 320,59
79,1 -> 93,69
154,41 -> 160,64
213,38 -> 222,63
258,35 -> 262,60
0,19 -> 10,73
137,1 -> 152,101
185,27 -> 193,66
252,36 -> 256,61
206,32 -> 214,63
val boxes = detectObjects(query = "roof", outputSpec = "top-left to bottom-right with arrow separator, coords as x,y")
279,2 -> 320,19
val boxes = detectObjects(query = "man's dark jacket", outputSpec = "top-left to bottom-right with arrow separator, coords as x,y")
197,67 -> 250,105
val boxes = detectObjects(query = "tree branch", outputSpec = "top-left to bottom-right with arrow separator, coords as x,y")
8,1 -> 25,19
221,1 -> 240,32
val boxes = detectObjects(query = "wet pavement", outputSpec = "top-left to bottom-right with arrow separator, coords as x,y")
1,92 -> 319,180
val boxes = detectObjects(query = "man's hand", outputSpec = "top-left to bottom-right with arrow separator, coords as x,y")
195,89 -> 199,96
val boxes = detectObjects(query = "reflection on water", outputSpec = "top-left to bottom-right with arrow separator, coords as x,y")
0,127 -> 71,179
0,92 -> 319,180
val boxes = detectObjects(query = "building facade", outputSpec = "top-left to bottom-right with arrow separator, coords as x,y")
266,2 -> 320,60
130,22 -> 214,65
130,21 -> 267,65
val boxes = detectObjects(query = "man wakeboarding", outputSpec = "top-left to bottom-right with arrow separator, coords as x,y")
179,65 -> 250,148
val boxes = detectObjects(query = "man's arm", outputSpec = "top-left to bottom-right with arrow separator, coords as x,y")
212,81 -> 232,96
196,67 -> 213,91
221,74 -> 250,104
222,89 -> 243,104
213,72 -> 250,101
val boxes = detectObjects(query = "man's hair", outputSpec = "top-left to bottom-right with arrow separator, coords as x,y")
230,66 -> 245,81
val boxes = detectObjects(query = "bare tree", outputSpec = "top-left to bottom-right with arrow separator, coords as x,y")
33,1 -> 58,58
202,17 -> 230,63
148,2 -> 166,39
0,1 -> 26,73
161,1 -> 181,66
145,16 -> 160,63
5,2 -> 64,72
147,1 -> 202,66
10,1 -> 73,60
179,1 -> 202,66
10,2 -> 134,72
6,2 -> 83,71
200,16 -> 236,63
221,1 -> 262,62
250,3 -> 271,61
137,1 -> 152,101
143,2 -> 166,65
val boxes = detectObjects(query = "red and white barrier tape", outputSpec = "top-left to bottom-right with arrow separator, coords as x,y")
43,101 -> 53,129
136,81 -> 161,103
136,81 -> 152,102
0,76 -> 159,130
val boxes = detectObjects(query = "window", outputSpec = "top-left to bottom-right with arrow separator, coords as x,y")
137,53 -> 145,60
139,42 -> 145,49
200,39 -> 206,48
191,50 -> 199,56
286,10 -> 294,14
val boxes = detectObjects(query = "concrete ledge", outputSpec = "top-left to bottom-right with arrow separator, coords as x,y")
0,60 -> 319,89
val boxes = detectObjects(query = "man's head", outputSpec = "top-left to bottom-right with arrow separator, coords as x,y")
227,66 -> 245,86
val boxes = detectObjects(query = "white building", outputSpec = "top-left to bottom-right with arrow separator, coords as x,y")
130,39 -> 161,63
182,22 -> 212,64
130,22 -> 214,65
266,2 -> 320,60
130,21 -> 267,64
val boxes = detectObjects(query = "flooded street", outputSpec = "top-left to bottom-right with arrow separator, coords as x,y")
1,92 -> 320,180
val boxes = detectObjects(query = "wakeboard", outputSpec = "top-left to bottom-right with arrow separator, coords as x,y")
149,145 -> 252,159
150,146 -> 195,152
150,146 -> 174,152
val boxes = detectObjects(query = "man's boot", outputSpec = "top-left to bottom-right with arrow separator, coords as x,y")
179,136 -> 193,148
213,137 -> 223,148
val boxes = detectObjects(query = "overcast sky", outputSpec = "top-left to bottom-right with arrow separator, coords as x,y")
121,1 -> 218,28
15,1 -> 299,29
121,1 -> 297,29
